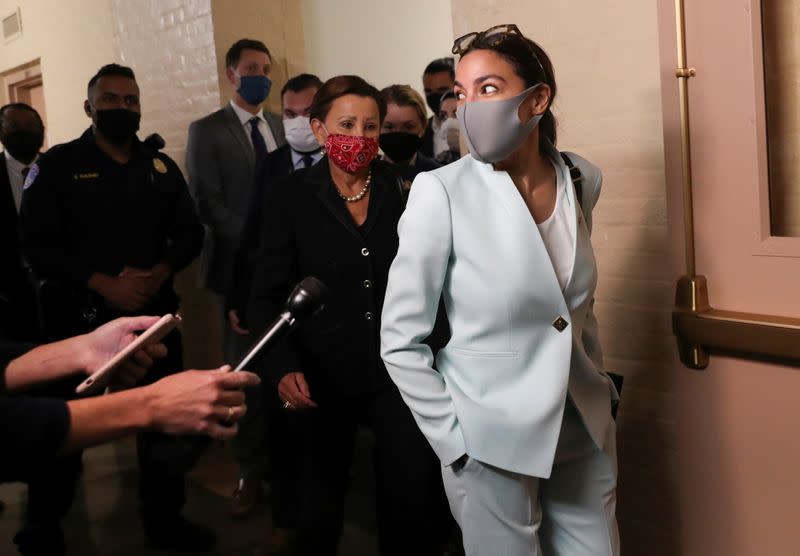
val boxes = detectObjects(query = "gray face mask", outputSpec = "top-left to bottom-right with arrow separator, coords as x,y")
456,84 -> 542,163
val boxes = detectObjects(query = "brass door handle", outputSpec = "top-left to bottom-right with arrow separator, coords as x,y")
669,1 -> 800,369
673,277 -> 800,369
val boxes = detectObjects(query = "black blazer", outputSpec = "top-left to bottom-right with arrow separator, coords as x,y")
248,159 -> 406,401
228,144 -> 296,320
0,154 -> 38,341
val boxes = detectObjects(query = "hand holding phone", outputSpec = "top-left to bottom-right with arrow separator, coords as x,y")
75,314 -> 180,395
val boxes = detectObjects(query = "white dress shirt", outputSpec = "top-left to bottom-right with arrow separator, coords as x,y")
229,100 -> 278,153
4,151 -> 35,213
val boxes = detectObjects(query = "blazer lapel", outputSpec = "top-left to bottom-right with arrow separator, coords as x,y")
0,155 -> 18,224
359,163 -> 390,238
223,104 -> 255,171
265,112 -> 286,148
547,144 -> 580,294
311,161 -> 363,242
277,145 -> 294,177
476,160 -> 569,308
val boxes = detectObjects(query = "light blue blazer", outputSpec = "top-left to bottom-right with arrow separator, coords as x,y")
380,144 -> 616,478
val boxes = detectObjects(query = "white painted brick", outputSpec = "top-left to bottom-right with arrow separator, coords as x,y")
109,0 -> 222,370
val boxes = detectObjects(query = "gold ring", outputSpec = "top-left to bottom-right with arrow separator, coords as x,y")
282,400 -> 292,410
226,406 -> 234,423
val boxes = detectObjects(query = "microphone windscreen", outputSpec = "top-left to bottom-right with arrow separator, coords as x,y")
284,276 -> 328,320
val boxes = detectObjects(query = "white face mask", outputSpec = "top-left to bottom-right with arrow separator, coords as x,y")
439,117 -> 461,151
283,116 -> 319,153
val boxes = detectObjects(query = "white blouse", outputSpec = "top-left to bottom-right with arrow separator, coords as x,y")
536,159 -> 576,291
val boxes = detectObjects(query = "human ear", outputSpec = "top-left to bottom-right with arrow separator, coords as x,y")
518,83 -> 551,122
225,67 -> 237,87
530,84 -> 551,116
311,118 -> 327,148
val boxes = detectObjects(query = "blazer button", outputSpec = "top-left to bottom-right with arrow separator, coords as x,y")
552,316 -> 569,332
363,280 -> 371,288
361,247 -> 370,256
365,311 -> 373,321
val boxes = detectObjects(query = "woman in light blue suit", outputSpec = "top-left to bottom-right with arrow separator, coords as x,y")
381,25 -> 620,555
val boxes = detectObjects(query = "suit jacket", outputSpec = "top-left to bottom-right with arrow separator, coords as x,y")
0,154 -> 38,340
228,143 -> 295,319
380,143 -> 617,478
248,159 -> 408,401
186,103 -> 285,293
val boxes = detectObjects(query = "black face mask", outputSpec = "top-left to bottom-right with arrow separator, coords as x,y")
425,92 -> 443,115
95,108 -> 141,145
1,130 -> 44,163
380,132 -> 424,163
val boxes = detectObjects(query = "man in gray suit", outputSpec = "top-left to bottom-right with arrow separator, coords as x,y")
186,38 -> 285,517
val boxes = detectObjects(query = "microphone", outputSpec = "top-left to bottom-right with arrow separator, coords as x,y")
233,276 -> 328,371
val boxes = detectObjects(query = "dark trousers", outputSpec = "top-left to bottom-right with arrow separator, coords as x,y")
217,295 -> 266,480
13,453 -> 82,555
135,331 -> 194,532
13,331 -> 193,555
267,393 -> 302,529
293,385 -> 449,556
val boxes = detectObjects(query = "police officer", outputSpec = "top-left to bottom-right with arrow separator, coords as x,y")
20,64 -> 208,554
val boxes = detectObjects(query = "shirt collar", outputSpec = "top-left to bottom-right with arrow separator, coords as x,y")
229,99 -> 264,126
4,150 -> 36,172
290,148 -> 323,167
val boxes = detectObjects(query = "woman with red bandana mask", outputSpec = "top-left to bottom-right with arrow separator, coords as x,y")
247,75 -> 450,556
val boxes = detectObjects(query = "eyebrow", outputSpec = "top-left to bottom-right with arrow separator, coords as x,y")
454,74 -> 507,88
337,115 -> 378,121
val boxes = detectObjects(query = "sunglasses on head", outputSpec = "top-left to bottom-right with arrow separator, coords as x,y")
452,24 -> 546,79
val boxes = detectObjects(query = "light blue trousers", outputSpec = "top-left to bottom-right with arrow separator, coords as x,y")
442,402 -> 620,556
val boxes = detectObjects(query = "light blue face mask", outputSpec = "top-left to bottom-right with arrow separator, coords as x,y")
238,75 -> 272,106
456,84 -> 542,163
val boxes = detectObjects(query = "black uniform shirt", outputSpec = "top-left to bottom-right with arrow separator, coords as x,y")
20,128 -> 203,314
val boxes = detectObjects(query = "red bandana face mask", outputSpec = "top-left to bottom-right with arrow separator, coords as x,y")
324,131 -> 379,173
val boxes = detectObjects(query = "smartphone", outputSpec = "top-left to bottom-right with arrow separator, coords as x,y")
75,314 -> 181,396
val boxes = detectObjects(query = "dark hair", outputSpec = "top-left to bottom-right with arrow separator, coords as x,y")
225,39 -> 271,69
281,73 -> 324,98
0,102 -> 44,130
87,63 -> 136,98
309,75 -> 386,124
464,33 -> 558,147
423,57 -> 455,79
380,85 -> 427,127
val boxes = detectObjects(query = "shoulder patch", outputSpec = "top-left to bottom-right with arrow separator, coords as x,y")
23,163 -> 39,190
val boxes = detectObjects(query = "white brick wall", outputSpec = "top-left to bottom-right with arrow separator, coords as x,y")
110,0 -> 220,173
110,0 -> 222,368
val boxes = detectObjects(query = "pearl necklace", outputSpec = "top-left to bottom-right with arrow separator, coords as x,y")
337,171 -> 371,202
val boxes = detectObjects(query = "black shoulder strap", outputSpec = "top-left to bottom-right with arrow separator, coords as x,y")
560,152 -> 583,208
